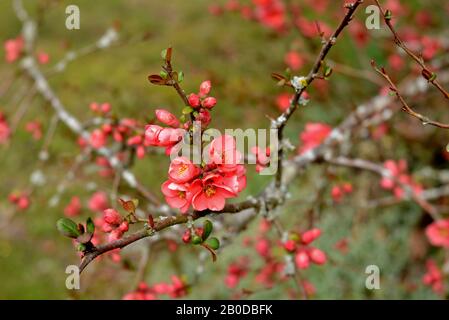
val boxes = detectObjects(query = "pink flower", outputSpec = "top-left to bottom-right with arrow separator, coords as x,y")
103,208 -> 122,226
155,109 -> 180,127
275,93 -> 292,112
161,181 -> 192,213
188,93 -> 201,108
199,80 -> 212,97
255,238 -> 271,258
380,159 -> 422,199
89,129 -> 107,149
284,51 -> 304,71
0,113 -> 11,144
37,52 -> 50,65
4,36 -> 24,63
422,259 -> 444,295
298,123 -> 332,154
168,157 -> 200,184
208,135 -> 242,170
425,218 -> 449,248
64,197 -> 82,217
25,121 -> 42,140
88,191 -> 109,212
190,174 -> 236,211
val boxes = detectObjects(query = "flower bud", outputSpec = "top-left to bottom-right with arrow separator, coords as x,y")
188,93 -> 201,108
202,97 -> 217,109
309,248 -> 327,265
199,80 -> 212,97
295,251 -> 310,269
155,109 -> 180,127
103,208 -> 122,226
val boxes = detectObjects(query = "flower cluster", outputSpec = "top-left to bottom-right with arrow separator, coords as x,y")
331,183 -> 353,203
188,80 -> 217,110
162,135 -> 246,212
225,257 -> 249,288
425,218 -> 449,248
4,36 -> 24,63
123,276 -> 188,300
283,228 -> 327,270
298,122 -> 332,155
380,160 -> 423,199
422,260 -> 445,295
99,208 -> 129,242
0,112 -> 11,144
8,191 -> 30,211
25,121 -> 42,140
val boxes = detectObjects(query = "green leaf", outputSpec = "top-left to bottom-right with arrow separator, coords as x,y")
205,237 -> 220,250
182,106 -> 194,115
202,220 -> 213,240
86,217 -> 95,234
178,71 -> 184,83
160,70 -> 168,79
56,218 -> 81,239
160,49 -> 168,60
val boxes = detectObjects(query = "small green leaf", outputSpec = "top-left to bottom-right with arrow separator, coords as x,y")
77,243 -> 86,252
160,49 -> 168,60
86,217 -> 95,234
182,106 -> 194,115
385,9 -> 392,21
205,237 -> 220,250
56,218 -> 81,239
178,71 -> 184,83
202,220 -> 213,241
160,70 -> 168,79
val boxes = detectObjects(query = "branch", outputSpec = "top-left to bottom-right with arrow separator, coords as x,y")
372,61 -> 449,129
374,0 -> 449,100
274,0 -> 363,188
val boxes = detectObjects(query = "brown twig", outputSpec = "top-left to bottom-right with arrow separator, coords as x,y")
373,0 -> 449,100
274,0 -> 363,188
372,61 -> 449,129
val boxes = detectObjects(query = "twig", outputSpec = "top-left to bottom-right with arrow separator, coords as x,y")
372,61 -> 449,129
274,0 -> 363,188
374,0 -> 449,100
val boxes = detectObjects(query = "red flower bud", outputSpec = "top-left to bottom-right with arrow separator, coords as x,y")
295,251 -> 310,269
308,248 -> 327,265
199,80 -> 212,97
103,208 -> 122,226
182,230 -> 191,243
301,228 -> 321,245
202,97 -> 217,109
188,93 -> 201,108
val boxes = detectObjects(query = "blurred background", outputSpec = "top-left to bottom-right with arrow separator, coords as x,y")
0,0 -> 448,299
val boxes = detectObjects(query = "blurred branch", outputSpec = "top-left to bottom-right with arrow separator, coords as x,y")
372,61 -> 449,129
273,0 -> 363,188
374,0 -> 449,100
13,0 -> 161,206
